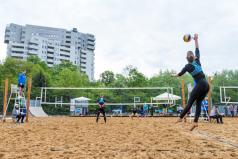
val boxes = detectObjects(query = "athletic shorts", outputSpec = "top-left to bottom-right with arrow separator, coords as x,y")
18,83 -> 25,88
133,110 -> 137,115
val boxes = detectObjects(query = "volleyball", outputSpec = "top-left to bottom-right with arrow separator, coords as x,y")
183,34 -> 192,42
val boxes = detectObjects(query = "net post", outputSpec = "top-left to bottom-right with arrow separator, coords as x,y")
3,79 -> 8,122
40,87 -> 43,105
223,87 -> 227,103
219,86 -> 222,104
26,77 -> 32,122
181,80 -> 186,108
44,87 -> 47,102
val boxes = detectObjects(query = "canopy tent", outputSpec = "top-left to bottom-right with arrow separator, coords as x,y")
152,92 -> 181,114
73,97 -> 91,101
70,96 -> 90,116
153,92 -> 181,101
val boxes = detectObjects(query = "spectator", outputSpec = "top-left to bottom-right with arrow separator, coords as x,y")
234,105 -> 237,116
229,105 -> 234,117
143,103 -> 149,117
210,105 -> 223,124
235,105 -> 238,116
130,106 -> 139,119
201,99 -> 208,118
14,104 -> 25,123
224,106 -> 228,116
140,106 -> 144,117
150,105 -> 154,117
177,106 -> 183,116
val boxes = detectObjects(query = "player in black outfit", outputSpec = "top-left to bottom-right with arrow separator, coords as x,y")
96,95 -> 107,123
173,34 -> 209,131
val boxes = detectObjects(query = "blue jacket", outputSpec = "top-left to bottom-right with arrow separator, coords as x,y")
18,73 -> 26,85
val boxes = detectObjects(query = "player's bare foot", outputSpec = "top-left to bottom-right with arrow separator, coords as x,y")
190,123 -> 198,131
183,117 -> 187,123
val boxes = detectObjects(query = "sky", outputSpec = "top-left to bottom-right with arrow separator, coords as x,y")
0,0 -> 238,79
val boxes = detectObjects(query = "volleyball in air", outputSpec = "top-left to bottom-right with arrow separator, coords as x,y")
183,34 -> 192,42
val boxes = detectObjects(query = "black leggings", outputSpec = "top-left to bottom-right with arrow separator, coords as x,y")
180,79 -> 209,122
210,115 -> 223,123
96,108 -> 106,123
17,114 -> 25,123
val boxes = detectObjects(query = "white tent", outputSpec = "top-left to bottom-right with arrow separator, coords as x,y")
70,96 -> 90,115
153,92 -> 181,101
73,97 -> 91,101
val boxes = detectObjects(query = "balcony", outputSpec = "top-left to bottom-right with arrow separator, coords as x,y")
87,34 -> 95,41
28,50 -> 38,55
60,49 -> 70,54
65,40 -> 71,44
47,53 -> 54,57
4,35 -> 10,43
5,29 -> 10,33
29,42 -> 38,46
11,53 -> 24,57
60,56 -> 70,60
87,41 -> 95,45
47,50 -> 54,54
87,45 -> 95,50
47,59 -> 54,63
47,56 -> 54,59
47,48 -> 54,52
11,56 -> 24,60
28,44 -> 39,50
60,59 -> 70,62
11,47 -> 25,52
60,54 -> 70,58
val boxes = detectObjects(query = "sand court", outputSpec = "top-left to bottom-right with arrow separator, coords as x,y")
1,117 -> 238,159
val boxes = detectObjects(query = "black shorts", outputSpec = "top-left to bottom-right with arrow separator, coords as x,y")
133,110 -> 137,115
98,108 -> 105,114
18,83 -> 25,88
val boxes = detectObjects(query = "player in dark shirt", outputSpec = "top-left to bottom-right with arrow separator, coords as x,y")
173,34 -> 210,131
96,95 -> 107,123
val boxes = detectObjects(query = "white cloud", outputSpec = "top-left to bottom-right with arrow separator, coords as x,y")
0,0 -> 238,79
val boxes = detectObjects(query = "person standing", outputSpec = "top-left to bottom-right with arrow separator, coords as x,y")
143,103 -> 149,117
130,106 -> 139,119
150,105 -> 154,117
18,71 -> 26,96
173,34 -> 210,131
229,105 -> 234,117
96,95 -> 107,123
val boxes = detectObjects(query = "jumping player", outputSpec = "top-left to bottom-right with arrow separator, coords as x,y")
173,34 -> 210,131
96,95 -> 107,123
18,71 -> 26,96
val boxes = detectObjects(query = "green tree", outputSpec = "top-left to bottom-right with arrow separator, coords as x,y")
123,65 -> 147,87
100,70 -> 115,86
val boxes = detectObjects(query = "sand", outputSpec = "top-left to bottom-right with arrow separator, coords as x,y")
0,117 -> 238,159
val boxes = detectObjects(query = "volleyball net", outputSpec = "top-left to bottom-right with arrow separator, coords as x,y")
39,87 -> 175,106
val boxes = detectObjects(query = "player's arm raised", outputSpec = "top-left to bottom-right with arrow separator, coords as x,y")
194,34 -> 200,59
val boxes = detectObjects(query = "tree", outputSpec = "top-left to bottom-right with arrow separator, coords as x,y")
126,66 -> 147,87
100,71 -> 115,86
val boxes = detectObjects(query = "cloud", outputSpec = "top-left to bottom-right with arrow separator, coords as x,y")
0,0 -> 238,79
